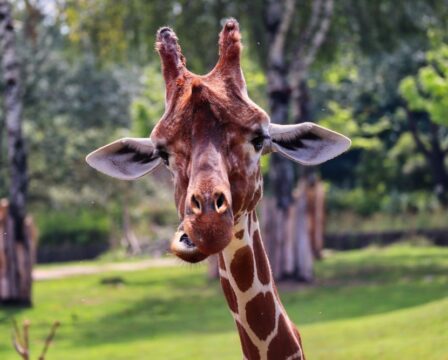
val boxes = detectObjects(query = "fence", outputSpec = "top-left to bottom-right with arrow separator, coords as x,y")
325,228 -> 448,250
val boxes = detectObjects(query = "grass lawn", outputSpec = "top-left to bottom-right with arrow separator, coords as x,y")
1,244 -> 447,359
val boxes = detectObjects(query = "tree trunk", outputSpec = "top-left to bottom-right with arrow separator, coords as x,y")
428,123 -> 448,205
306,179 -> 325,259
407,110 -> 448,205
291,81 -> 316,279
0,200 -> 35,305
291,182 -> 313,282
261,0 -> 333,281
430,152 -> 448,205
263,0 -> 296,281
0,1 -> 32,305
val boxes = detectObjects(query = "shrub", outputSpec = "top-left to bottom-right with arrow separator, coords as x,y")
35,209 -> 110,246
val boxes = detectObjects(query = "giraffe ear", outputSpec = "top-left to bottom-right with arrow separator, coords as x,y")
266,122 -> 351,165
86,138 -> 162,180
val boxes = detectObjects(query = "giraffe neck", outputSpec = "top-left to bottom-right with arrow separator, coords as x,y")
218,211 -> 304,360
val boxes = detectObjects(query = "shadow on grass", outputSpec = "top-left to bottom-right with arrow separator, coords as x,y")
283,281 -> 448,326
284,245 -> 448,325
69,251 -> 448,348
1,246 -> 447,352
313,246 -> 446,284
67,280 -> 235,348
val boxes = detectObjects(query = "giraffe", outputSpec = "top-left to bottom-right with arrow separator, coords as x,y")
86,19 -> 350,360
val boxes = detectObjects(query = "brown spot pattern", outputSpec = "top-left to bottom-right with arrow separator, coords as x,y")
220,276 -> 238,313
253,230 -> 270,285
235,229 -> 245,239
236,321 -> 260,360
252,210 -> 257,223
230,246 -> 254,292
247,214 -> 252,234
267,314 -> 301,360
245,292 -> 276,341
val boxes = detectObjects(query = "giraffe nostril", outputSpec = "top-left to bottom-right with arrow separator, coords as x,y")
214,193 -> 228,214
191,194 -> 202,214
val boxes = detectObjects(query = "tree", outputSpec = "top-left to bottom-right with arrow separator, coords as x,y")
399,37 -> 448,204
241,0 -> 448,280
63,0 -> 237,72
0,0 -> 32,305
255,0 -> 335,281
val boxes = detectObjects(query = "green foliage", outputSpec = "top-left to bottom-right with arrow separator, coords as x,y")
388,132 -> 426,176
36,210 -> 110,246
319,101 -> 389,151
311,30 -> 448,203
17,44 -> 136,208
326,186 -> 385,216
63,0 -> 240,71
0,245 -> 447,359
240,41 -> 267,109
3,0 -> 448,245
399,39 -> 448,126
139,200 -> 178,227
131,65 -> 165,137
327,184 -> 442,217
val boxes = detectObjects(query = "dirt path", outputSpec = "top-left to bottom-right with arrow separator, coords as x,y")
33,258 -> 179,281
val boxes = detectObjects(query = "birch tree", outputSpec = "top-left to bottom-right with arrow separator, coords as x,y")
0,0 -> 32,305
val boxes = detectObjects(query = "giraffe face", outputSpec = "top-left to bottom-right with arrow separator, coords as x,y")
150,74 -> 269,261
86,19 -> 351,264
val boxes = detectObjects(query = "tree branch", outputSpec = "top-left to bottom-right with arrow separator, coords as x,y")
11,318 -> 29,360
23,320 -> 30,356
38,321 -> 60,360
289,0 -> 334,90
268,0 -> 296,67
296,0 -> 322,56
406,109 -> 430,159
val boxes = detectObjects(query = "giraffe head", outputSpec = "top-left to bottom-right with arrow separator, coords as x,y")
86,19 -> 350,264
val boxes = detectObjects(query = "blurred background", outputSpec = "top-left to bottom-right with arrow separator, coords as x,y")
0,0 -> 447,359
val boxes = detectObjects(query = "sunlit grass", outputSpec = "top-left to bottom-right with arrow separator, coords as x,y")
0,244 -> 447,359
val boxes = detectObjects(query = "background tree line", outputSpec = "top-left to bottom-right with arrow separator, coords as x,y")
1,0 -> 447,273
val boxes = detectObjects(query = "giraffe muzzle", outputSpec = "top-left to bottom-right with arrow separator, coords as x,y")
170,223 -> 208,263
183,208 -> 233,256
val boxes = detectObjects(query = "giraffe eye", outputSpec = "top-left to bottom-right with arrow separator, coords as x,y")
251,136 -> 265,152
158,149 -> 170,166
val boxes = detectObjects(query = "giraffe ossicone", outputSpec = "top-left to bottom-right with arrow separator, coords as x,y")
86,18 -> 350,360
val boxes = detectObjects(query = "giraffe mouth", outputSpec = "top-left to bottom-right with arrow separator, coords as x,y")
170,228 -> 208,263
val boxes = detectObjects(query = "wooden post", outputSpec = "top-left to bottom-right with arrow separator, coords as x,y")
306,177 -> 325,259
